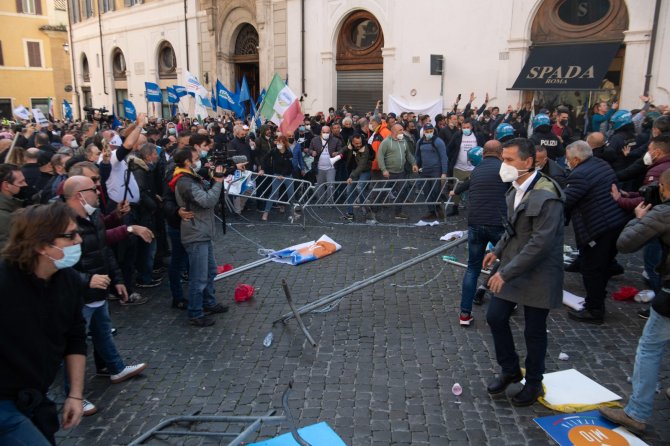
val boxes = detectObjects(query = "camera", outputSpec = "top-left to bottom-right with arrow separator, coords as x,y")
207,145 -> 247,178
639,182 -> 661,206
83,106 -> 113,124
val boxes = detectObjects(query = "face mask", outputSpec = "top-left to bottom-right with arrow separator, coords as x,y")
79,193 -> 97,216
249,142 -> 256,149
277,144 -> 284,150
499,162 -> 529,183
193,160 -> 202,171
560,119 -> 568,126
14,186 -> 32,202
322,133 -> 330,140
47,244 -> 82,269
397,133 -> 404,140
288,138 -> 295,144
463,129 -> 472,136
200,150 -> 208,158
369,124 -> 374,131
424,132 -> 433,140
299,126 -> 305,132
70,140 -> 79,149
168,128 -> 176,135
643,152 -> 653,166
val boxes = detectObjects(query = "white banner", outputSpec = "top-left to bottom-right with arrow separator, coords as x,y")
31,108 -> 49,125
387,95 -> 443,119
13,105 -> 31,120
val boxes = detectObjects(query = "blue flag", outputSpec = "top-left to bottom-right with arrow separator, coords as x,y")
239,75 -> 251,103
199,94 -> 213,109
166,87 -> 179,104
216,80 -> 236,110
62,99 -> 72,120
144,82 -> 162,103
111,105 -> 122,128
173,85 -> 188,98
211,86 -> 217,112
236,79 -> 241,96
250,96 -> 261,129
256,88 -> 266,109
123,99 -> 137,121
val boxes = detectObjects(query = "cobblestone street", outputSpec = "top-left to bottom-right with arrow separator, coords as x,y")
55,210 -> 670,446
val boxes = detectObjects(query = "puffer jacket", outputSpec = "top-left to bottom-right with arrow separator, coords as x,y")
73,210 -> 124,304
616,155 -> 670,210
454,156 -> 508,227
564,156 -> 629,248
617,201 -> 670,317
263,148 -> 294,176
171,167 -> 222,245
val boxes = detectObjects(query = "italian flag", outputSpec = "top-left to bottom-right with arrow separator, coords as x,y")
259,73 -> 304,135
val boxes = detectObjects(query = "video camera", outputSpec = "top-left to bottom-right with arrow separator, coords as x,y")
639,182 -> 661,206
83,106 -> 114,124
207,145 -> 247,178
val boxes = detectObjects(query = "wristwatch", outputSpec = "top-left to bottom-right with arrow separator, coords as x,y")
127,226 -> 134,233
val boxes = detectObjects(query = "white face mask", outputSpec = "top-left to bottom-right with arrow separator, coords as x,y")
369,124 -> 374,131
70,140 -> 79,149
322,133 -> 330,140
643,152 -> 654,166
499,162 -> 528,183
193,160 -> 202,171
276,144 -> 284,150
79,193 -> 97,216
396,133 -> 404,140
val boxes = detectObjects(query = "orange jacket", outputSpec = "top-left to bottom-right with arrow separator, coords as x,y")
370,121 -> 391,171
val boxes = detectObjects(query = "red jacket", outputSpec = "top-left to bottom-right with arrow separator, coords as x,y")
617,155 -> 670,210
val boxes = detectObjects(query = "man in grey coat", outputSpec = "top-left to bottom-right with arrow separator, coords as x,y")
483,138 -> 565,407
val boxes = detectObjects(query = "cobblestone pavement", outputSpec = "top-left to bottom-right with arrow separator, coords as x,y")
54,207 -> 670,445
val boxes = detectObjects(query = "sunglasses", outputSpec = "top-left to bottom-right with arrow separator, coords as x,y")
56,230 -> 81,240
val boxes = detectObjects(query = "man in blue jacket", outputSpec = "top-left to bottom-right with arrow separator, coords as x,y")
563,140 -> 629,324
415,124 -> 448,220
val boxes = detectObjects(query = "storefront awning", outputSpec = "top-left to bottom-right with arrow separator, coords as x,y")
510,42 -> 620,91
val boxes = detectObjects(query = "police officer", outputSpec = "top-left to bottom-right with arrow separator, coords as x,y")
529,114 -> 563,162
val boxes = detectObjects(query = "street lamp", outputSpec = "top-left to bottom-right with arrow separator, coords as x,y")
63,42 -> 70,53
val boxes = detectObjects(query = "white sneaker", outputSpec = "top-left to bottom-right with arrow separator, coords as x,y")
82,399 -> 98,416
642,270 -> 650,280
110,363 -> 147,384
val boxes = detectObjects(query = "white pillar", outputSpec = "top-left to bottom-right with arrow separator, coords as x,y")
620,29 -> 651,108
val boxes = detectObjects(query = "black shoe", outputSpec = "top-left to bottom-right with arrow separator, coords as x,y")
445,205 -> 459,217
638,308 -> 650,320
608,261 -> 625,277
204,303 -> 229,315
189,316 -> 215,327
136,278 -> 162,288
473,287 -> 487,305
511,383 -> 544,407
171,300 -> 187,310
344,213 -> 354,221
487,371 -> 523,395
568,308 -> 604,325
564,257 -> 581,272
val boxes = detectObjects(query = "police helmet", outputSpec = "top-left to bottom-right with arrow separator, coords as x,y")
467,146 -> 483,167
532,113 -> 551,130
611,110 -> 633,131
495,123 -> 515,141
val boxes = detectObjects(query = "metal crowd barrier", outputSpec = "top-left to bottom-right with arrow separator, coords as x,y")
223,172 -> 312,217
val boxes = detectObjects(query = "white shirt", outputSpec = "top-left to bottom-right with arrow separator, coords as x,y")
455,132 -> 478,171
512,170 -> 538,209
104,149 -> 140,204
317,138 -> 333,170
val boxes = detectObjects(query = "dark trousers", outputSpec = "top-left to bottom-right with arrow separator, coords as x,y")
486,295 -> 549,385
579,228 -> 621,313
460,225 -> 504,313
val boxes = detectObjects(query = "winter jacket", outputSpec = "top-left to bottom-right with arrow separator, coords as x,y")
290,142 -> 305,177
529,130 -> 564,161
0,194 -> 22,250
370,121 -> 391,171
377,136 -> 416,174
617,200 -> 670,317
454,156 -> 508,227
347,147 -> 373,181
493,173 -> 565,309
73,210 -> 124,304
263,148 -> 293,176
171,167 -> 222,245
591,109 -> 614,134
616,155 -> 670,210
602,128 -> 639,172
564,156 -> 629,248
415,136 -> 448,175
539,158 -> 567,190
128,156 -> 158,226
228,136 -> 255,168
309,136 -> 343,172
446,131 -> 486,175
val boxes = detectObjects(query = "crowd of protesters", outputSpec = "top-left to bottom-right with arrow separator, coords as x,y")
1,88 -> 669,443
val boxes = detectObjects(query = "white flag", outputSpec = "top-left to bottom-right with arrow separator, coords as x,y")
185,70 -> 209,97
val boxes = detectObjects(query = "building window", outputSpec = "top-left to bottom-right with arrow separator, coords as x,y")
235,24 -> 259,56
115,89 -> 128,118
84,0 -> 93,18
112,49 -> 126,80
31,98 -> 49,116
18,0 -> 42,14
100,0 -> 114,13
124,0 -> 142,6
69,0 -> 81,22
81,87 -> 92,108
82,54 -> 90,82
161,89 -> 172,119
158,42 -> 177,79
26,41 -> 42,68
0,99 -> 12,121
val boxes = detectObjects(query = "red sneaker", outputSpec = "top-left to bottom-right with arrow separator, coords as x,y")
459,313 -> 474,326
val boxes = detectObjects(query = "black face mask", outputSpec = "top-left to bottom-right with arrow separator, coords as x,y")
560,119 -> 569,126
14,186 -> 33,203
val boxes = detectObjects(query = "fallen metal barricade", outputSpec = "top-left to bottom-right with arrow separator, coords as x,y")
128,382 -> 310,446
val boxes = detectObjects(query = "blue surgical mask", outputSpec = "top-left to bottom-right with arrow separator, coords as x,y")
424,132 -> 433,140
200,150 -> 208,158
193,160 -> 202,171
168,128 -> 176,135
463,129 -> 472,136
48,244 -> 82,269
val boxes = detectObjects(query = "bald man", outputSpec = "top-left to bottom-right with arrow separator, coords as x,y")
586,132 -> 607,159
377,123 -> 418,220
451,137 -> 509,326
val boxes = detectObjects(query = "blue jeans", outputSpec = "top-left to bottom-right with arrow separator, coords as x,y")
0,400 -> 53,446
167,226 -> 188,304
136,238 -> 157,285
486,295 -> 549,385
264,176 -> 295,212
419,171 -> 441,214
625,306 -> 670,422
345,171 -> 371,213
184,241 -> 218,319
460,225 -> 504,314
643,238 -> 662,293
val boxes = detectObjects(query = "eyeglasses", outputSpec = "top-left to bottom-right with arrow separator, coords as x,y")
55,230 -> 81,240
89,176 -> 101,183
77,187 -> 98,194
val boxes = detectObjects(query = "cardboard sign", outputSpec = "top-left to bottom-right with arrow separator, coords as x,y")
535,410 -> 649,446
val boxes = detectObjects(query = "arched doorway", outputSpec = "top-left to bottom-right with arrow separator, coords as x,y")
233,24 -> 259,107
336,10 -> 383,115
527,0 -> 628,123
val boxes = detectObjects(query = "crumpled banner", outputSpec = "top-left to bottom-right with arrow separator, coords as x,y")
270,235 -> 341,266
224,170 -> 255,195
387,95 -> 443,119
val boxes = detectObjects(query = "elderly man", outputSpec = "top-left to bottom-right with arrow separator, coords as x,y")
377,123 -> 419,220
309,125 -> 343,201
484,138 -> 564,407
563,140 -> 628,324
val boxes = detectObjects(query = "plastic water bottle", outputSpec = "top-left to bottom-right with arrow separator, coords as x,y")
263,331 -> 273,347
451,383 -> 463,396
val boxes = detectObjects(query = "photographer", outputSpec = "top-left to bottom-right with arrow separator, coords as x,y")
599,168 -> 670,434
170,148 -> 228,327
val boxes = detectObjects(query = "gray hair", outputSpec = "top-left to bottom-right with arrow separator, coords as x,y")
566,140 -> 593,161
342,117 -> 353,126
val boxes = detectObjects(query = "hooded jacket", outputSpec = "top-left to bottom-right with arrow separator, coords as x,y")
171,167 -> 222,245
